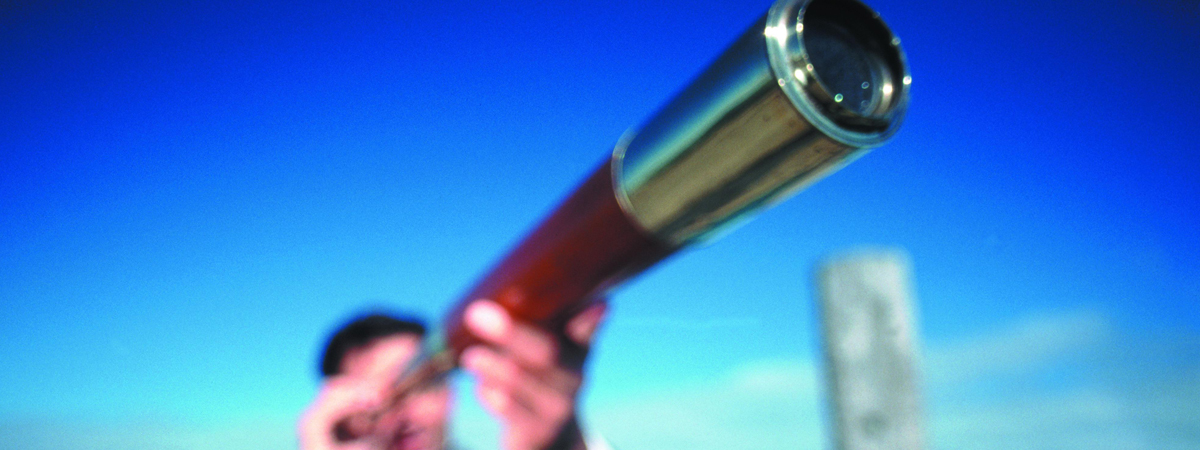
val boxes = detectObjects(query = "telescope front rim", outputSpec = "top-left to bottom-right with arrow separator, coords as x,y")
766,0 -> 911,147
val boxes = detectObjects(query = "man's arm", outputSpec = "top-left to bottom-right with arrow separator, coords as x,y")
461,299 -> 607,450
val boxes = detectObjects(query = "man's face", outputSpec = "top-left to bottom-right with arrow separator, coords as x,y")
339,334 -> 451,450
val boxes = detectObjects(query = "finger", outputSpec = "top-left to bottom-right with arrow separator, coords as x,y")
474,380 -> 554,427
463,300 -> 510,340
464,300 -> 558,370
298,380 -> 382,449
478,385 -> 541,450
488,367 -> 575,423
476,381 -> 574,450
464,347 -> 579,406
461,345 -> 582,397
513,380 -> 574,427
475,381 -> 515,416
565,300 -> 608,347
309,378 -> 382,422
461,346 -> 520,388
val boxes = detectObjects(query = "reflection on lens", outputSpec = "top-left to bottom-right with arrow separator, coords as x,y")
804,19 -> 880,116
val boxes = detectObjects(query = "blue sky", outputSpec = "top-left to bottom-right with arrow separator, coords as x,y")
2,0 -> 1197,448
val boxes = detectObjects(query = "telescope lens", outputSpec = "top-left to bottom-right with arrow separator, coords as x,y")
764,0 -> 908,143
804,20 -> 880,116
795,0 -> 902,121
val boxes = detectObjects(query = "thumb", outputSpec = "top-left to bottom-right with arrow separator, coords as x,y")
565,300 -> 608,347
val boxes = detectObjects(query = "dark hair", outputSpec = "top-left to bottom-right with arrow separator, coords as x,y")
320,313 -> 427,377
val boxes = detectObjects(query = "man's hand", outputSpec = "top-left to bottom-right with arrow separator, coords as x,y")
297,376 -> 383,450
461,299 -> 607,450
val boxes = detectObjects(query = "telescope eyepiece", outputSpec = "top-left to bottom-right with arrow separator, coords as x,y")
613,0 -> 910,245
805,19 -> 888,117
768,0 -> 910,145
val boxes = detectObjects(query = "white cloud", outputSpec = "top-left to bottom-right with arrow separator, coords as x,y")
923,309 -> 1200,450
586,359 -> 827,450
586,309 -> 1200,450
930,388 -> 1149,450
923,309 -> 1111,386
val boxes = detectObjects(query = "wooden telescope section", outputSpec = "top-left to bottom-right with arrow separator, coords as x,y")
339,0 -> 911,438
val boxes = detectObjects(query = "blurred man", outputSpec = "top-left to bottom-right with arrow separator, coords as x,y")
298,299 -> 608,450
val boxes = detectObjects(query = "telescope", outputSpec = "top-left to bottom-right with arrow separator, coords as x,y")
341,0 -> 910,437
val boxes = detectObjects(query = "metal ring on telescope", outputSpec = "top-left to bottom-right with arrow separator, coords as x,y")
766,0 -> 910,146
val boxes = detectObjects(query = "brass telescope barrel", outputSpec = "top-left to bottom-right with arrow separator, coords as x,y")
340,0 -> 909,439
